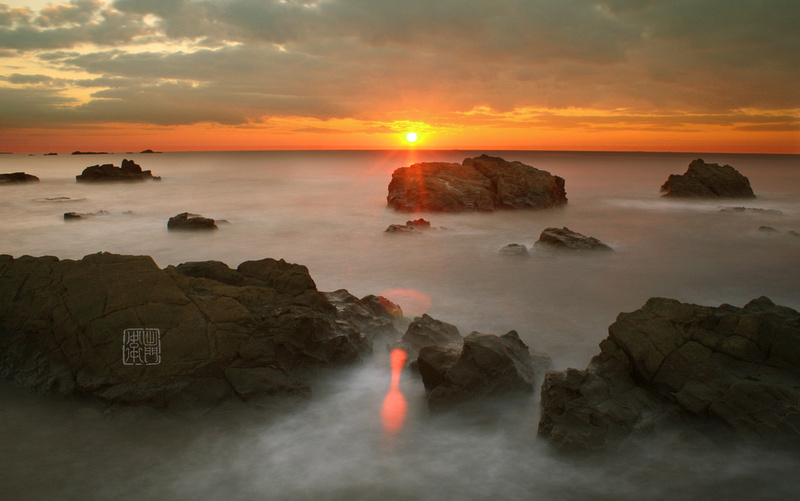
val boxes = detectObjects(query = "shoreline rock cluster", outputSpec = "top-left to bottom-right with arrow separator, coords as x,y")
76,159 -> 161,182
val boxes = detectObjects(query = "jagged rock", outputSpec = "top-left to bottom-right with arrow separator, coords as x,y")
0,252 -> 401,414
385,224 -> 419,234
660,159 -> 755,198
499,244 -> 529,257
538,297 -> 800,451
401,314 -> 461,358
167,212 -> 218,231
63,210 -> 109,220
387,154 -> 567,212
419,330 -> 552,412
535,227 -> 612,252
0,172 -> 39,183
76,159 -> 160,182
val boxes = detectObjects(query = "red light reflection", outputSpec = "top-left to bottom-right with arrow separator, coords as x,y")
381,348 -> 408,435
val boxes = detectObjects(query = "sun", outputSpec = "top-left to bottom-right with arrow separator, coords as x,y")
406,132 -> 418,143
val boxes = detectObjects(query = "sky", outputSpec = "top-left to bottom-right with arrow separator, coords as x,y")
0,0 -> 798,153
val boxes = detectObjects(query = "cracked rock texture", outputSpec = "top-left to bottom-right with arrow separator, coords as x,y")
0,252 -> 401,414
538,297 -> 800,450
387,154 -> 567,212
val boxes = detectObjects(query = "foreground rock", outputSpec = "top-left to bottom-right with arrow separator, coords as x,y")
76,159 -> 161,182
418,330 -> 552,412
168,212 -> 218,231
0,253 -> 403,414
660,159 -> 755,198
535,227 -> 613,252
387,154 -> 567,212
0,172 -> 39,183
401,314 -> 461,358
538,297 -> 800,451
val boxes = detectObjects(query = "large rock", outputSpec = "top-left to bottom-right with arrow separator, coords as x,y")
167,212 -> 218,231
76,159 -> 160,182
538,297 -> 800,451
0,253 -> 402,414
535,227 -> 613,252
660,159 -> 755,198
401,313 -> 461,358
387,154 -> 567,212
0,172 -> 39,183
418,330 -> 552,412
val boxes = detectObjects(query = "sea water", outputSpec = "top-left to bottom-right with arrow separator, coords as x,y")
1,150 -> 799,499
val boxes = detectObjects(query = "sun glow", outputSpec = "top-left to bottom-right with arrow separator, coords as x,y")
406,132 -> 418,143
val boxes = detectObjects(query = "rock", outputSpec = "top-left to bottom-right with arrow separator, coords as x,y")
167,212 -> 218,231
499,243 -> 529,257
720,207 -> 782,215
63,210 -> 109,220
535,227 -> 613,252
406,218 -> 431,228
387,154 -> 567,212
385,224 -> 420,234
0,252 -> 398,414
401,314 -> 461,358
0,172 -> 39,183
538,297 -> 800,451
419,330 -> 552,412
660,159 -> 755,198
71,151 -> 108,155
76,159 -> 159,182
759,226 -> 780,233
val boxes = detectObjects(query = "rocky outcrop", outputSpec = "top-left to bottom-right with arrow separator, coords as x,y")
385,218 -> 436,234
401,314 -> 461,358
167,212 -> 218,231
535,227 -> 612,252
538,297 -> 800,451
76,159 -> 161,182
387,154 -> 567,212
418,330 -> 552,412
0,172 -> 39,183
660,159 -> 755,198
0,252 -> 403,414
499,243 -> 529,257
64,210 -> 109,220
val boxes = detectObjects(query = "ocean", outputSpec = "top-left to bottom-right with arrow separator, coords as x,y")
1,150 -> 799,499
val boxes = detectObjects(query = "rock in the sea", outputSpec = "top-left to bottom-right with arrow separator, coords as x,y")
720,206 -> 782,215
499,243 -> 529,257
64,210 -> 109,220
385,218 -> 436,234
401,313 -> 461,358
0,172 -> 39,183
535,227 -> 612,252
167,212 -> 218,231
660,159 -> 755,198
387,154 -> 567,212
538,297 -> 800,451
418,330 -> 552,412
0,252 -> 402,414
76,159 -> 160,182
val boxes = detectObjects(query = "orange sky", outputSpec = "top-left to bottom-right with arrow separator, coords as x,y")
1,1 -> 798,154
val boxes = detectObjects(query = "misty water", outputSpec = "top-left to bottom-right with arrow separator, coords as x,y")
1,150 -> 799,499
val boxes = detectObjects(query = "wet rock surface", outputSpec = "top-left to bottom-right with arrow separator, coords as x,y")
387,154 -> 567,212
538,297 -> 800,451
167,212 -> 218,231
661,159 -> 755,198
535,227 -> 613,252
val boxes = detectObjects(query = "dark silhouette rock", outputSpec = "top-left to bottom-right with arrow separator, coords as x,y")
167,212 -> 218,231
535,227 -> 613,252
387,154 -> 567,212
401,313 -> 461,358
63,210 -> 109,220
76,159 -> 159,182
499,243 -> 529,257
419,330 -> 552,412
71,151 -> 108,155
720,206 -> 782,215
759,225 -> 780,233
661,159 -> 755,198
538,297 -> 800,451
385,224 -> 419,234
0,252 -> 403,414
0,172 -> 39,183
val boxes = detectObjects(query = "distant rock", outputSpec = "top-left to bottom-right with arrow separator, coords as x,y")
0,252 -> 402,414
418,330 -> 552,412
64,210 -> 109,220
401,314 -> 461,358
0,172 -> 39,184
499,243 -> 529,257
538,297 -> 800,451
44,152 -> 58,156
385,218 -> 434,234
140,149 -> 161,153
759,225 -> 780,233
387,154 -> 567,212
167,212 -> 218,231
660,159 -> 755,198
535,227 -> 613,252
34,196 -> 85,203
76,159 -> 161,182
720,206 -> 782,215
71,151 -> 108,155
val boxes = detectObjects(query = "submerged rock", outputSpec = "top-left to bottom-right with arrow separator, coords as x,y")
499,243 -> 529,257
385,218 -> 437,234
387,154 -> 567,212
0,252 -> 402,414
0,172 -> 39,183
535,227 -> 612,252
418,330 -> 552,412
64,210 -> 109,220
76,159 -> 160,182
720,206 -> 782,215
538,297 -> 800,451
167,212 -> 218,231
660,159 -> 755,198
